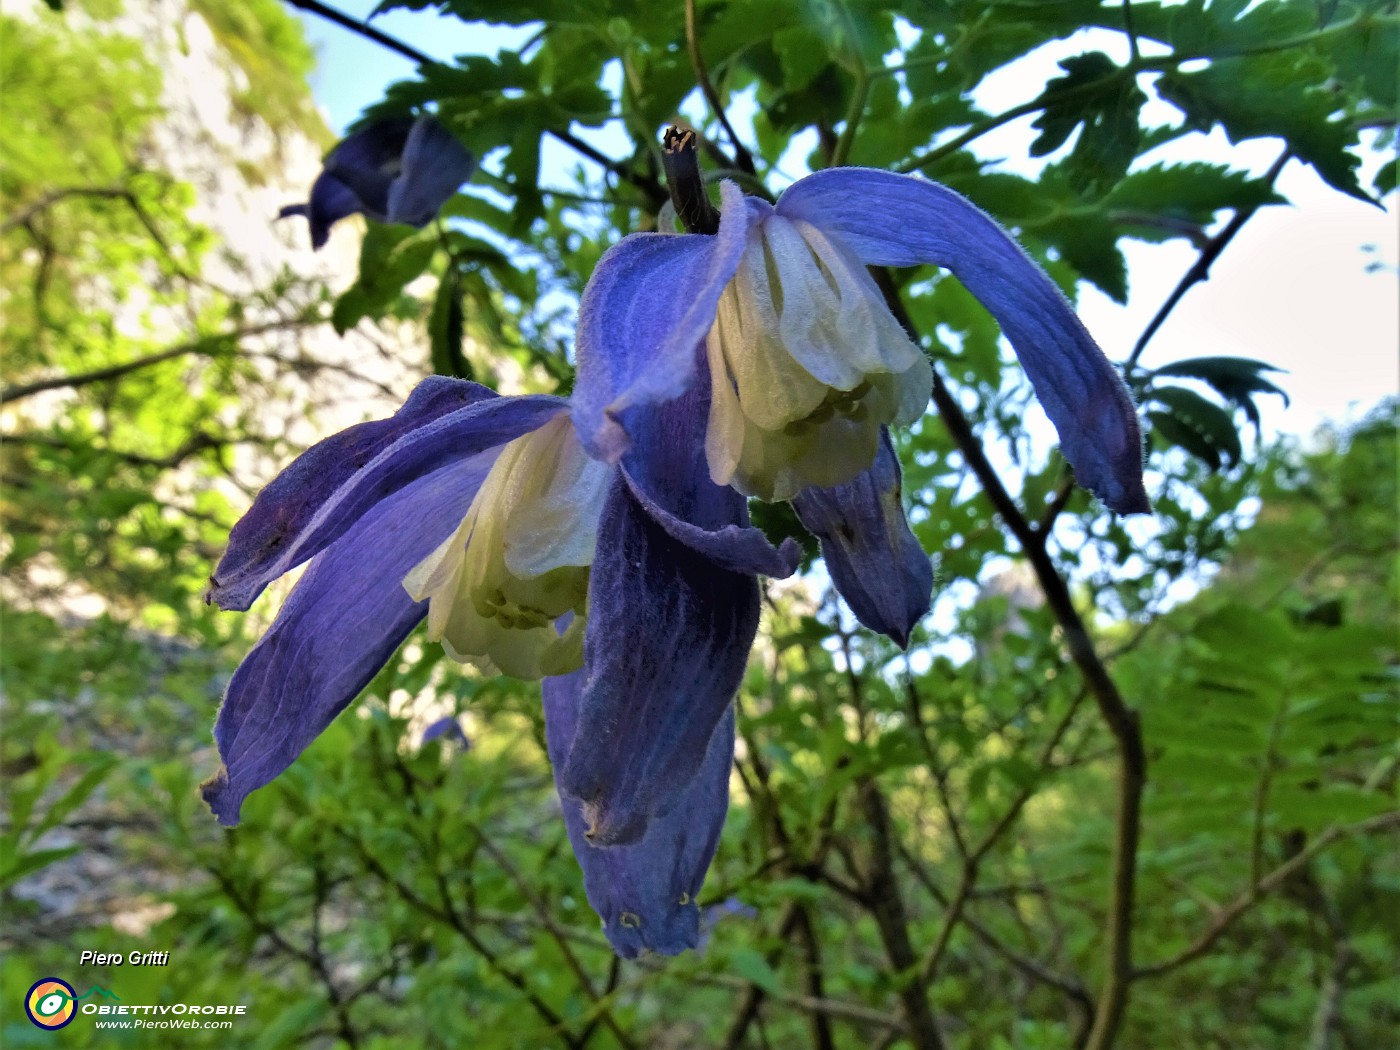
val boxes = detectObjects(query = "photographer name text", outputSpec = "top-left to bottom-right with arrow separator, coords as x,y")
79,950 -> 170,967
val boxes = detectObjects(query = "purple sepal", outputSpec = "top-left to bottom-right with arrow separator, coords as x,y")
792,429 -> 932,647
385,118 -> 478,227
572,181 -> 752,463
619,369 -> 799,580
209,382 -> 565,612
201,457 -> 492,826
776,168 -> 1150,516
559,474 -> 759,846
544,669 -> 733,959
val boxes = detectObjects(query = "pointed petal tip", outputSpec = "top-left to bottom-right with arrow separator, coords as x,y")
199,768 -> 243,828
1112,489 -> 1153,517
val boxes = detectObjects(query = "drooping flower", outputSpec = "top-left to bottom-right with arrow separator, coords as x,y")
200,375 -> 798,956
571,167 -> 1150,516
543,666 -> 733,958
279,116 -> 476,250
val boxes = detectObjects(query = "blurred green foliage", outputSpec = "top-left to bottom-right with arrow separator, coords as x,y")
2,0 -> 1396,1048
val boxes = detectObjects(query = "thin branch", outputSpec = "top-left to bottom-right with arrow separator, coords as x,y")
338,828 -> 584,1048
695,971 -> 907,1032
683,0 -> 754,174
1126,148 -> 1291,371
2,320 -> 306,404
1134,813 -> 1399,979
1,186 -> 132,233
283,0 -> 432,64
872,266 -> 1146,1050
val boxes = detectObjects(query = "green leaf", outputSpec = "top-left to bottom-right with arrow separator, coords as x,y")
1157,52 -> 1368,200
1151,356 -> 1289,429
1031,52 -> 1145,191
1147,385 -> 1244,468
0,846 -> 82,887
729,946 -> 782,994
429,268 -> 472,380
1104,162 -> 1284,237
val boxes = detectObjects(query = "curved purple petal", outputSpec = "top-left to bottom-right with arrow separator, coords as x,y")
280,172 -> 363,250
201,455 -> 494,826
209,385 -> 565,612
620,370 -> 799,579
792,429 -> 932,647
558,475 -> 759,846
544,670 -> 732,958
777,168 -> 1150,516
386,118 -> 476,227
572,180 -> 756,464
324,117 -> 415,218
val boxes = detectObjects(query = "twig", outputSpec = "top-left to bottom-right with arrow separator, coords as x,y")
2,186 -> 133,233
872,266 -> 1146,1050
283,0 -> 432,64
1306,937 -> 1354,1050
683,0 -> 754,174
1126,148 -> 1291,371
2,320 -> 306,404
1135,812 -> 1399,979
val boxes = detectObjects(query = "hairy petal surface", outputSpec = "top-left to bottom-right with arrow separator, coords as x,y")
792,429 -> 932,647
201,457 -> 492,825
777,167 -> 1150,515
559,475 -> 759,846
620,368 -> 799,579
544,669 -> 732,958
210,382 -> 564,612
572,181 -> 752,463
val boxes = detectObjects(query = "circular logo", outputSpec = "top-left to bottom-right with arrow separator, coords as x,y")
25,978 -> 77,1030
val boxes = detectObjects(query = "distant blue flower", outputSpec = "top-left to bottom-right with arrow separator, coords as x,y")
419,716 -> 470,750
572,167 -> 1149,516
696,896 -> 758,952
280,116 -> 475,249
201,376 -> 797,956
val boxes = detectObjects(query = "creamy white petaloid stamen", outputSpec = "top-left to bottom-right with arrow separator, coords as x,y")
403,414 -> 612,679
703,214 -> 931,502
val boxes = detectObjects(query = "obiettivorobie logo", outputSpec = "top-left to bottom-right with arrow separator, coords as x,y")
24,978 -> 120,1030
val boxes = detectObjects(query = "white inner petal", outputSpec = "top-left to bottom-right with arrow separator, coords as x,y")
402,413 -> 609,679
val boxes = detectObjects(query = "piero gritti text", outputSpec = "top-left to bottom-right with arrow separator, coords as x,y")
79,950 -> 170,967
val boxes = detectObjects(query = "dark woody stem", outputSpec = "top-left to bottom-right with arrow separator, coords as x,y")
662,126 -> 721,235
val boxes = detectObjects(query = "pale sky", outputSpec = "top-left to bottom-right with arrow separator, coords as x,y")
297,5 -> 1398,438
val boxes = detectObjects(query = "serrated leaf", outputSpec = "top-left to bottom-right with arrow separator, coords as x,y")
1157,53 -> 1368,200
1151,356 -> 1289,429
1105,162 -> 1284,233
1031,52 -> 1144,191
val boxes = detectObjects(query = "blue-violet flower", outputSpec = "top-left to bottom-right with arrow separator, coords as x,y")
280,116 -> 475,250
